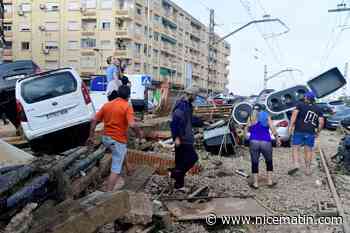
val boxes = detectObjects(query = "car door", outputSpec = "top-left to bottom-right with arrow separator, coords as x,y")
18,70 -> 90,132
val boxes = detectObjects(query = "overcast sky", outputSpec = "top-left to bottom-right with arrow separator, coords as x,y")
172,0 -> 350,96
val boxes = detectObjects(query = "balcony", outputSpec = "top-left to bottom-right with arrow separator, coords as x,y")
4,13 -> 13,20
4,31 -> 13,37
114,49 -> 133,59
81,10 -> 97,17
115,27 -> 133,38
81,29 -> 96,36
190,29 -> 201,39
136,0 -> 145,5
80,50 -> 95,56
163,27 -> 177,39
115,8 -> 134,18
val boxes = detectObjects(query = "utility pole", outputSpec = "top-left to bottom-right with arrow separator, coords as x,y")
263,65 -> 268,89
343,62 -> 348,96
146,0 -> 151,75
0,0 -> 4,64
207,9 -> 215,96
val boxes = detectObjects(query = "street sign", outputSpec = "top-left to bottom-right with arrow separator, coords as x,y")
141,75 -> 152,87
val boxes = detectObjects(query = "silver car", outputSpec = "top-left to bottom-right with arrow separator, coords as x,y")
245,112 -> 291,146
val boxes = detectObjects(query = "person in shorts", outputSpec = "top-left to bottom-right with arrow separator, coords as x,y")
288,91 -> 324,176
87,85 -> 143,191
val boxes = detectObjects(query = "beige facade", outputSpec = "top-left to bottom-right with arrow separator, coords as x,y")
3,0 -> 230,93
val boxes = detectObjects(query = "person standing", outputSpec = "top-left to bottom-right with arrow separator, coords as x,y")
288,91 -> 324,176
247,104 -> 281,189
169,86 -> 199,193
87,85 -> 143,192
106,56 -> 119,84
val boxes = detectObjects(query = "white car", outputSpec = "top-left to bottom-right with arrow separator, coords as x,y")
15,68 -> 95,152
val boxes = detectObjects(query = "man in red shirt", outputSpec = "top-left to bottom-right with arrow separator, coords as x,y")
87,85 -> 143,191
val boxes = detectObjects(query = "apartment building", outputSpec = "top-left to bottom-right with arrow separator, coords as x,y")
2,0 -> 231,93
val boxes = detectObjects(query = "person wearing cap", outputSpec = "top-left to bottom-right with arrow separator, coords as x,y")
169,86 -> 199,193
246,104 -> 281,189
288,91 -> 324,176
87,85 -> 143,191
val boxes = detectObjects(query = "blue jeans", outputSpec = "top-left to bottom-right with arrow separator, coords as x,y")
102,136 -> 127,174
292,132 -> 315,148
249,140 -> 273,174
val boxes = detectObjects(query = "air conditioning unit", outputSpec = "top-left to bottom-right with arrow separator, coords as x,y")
39,4 -> 46,10
43,48 -> 50,55
39,25 -> 46,31
18,10 -> 24,16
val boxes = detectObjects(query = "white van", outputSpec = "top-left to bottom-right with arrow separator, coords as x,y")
15,68 -> 95,152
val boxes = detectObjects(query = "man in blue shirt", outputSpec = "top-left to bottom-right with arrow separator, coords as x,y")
106,56 -> 119,84
169,86 -> 199,193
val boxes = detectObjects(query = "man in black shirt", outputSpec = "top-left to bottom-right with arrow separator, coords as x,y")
288,91 -> 324,176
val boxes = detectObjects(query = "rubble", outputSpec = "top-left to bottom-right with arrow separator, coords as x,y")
121,192 -> 153,225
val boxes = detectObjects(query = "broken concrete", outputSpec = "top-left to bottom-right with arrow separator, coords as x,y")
0,139 -> 35,167
29,191 -> 130,233
123,166 -> 156,192
121,192 -> 153,226
164,197 -> 271,221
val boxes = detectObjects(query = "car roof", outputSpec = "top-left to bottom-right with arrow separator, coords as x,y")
18,67 -> 74,83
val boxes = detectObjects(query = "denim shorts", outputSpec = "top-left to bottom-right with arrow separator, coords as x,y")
292,132 -> 315,148
102,136 -> 127,174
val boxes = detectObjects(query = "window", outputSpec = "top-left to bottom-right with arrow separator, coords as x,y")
68,40 -> 79,50
153,14 -> 160,22
153,32 -> 159,41
81,0 -> 96,9
45,60 -> 59,70
19,23 -> 30,32
4,4 -> 12,13
22,72 -> 77,104
136,5 -> 142,15
82,19 -> 97,31
21,3 -> 32,12
101,40 -> 112,49
135,23 -> 142,35
45,22 -> 59,31
68,1 -> 80,10
101,21 -> 111,31
67,21 -> 79,31
46,3 -> 60,11
117,0 -> 129,9
45,41 -> 59,50
81,38 -> 96,48
4,23 -> 12,31
101,0 -> 112,9
21,42 -> 30,50
134,43 -> 141,55
81,56 -> 96,68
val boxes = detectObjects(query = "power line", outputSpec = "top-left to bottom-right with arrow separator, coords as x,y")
239,0 -> 282,66
321,9 -> 350,68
